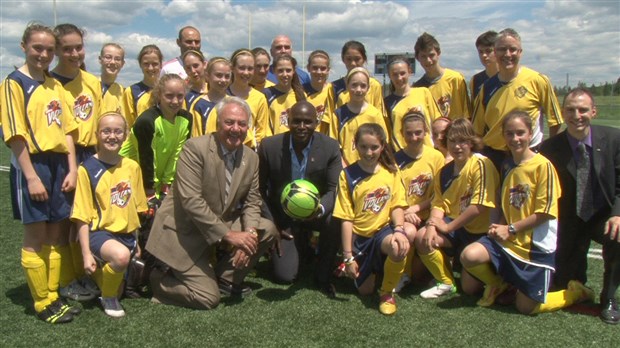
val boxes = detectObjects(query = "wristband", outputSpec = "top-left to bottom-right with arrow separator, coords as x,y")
394,229 -> 407,236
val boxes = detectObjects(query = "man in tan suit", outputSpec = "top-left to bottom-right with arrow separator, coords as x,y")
146,97 -> 276,309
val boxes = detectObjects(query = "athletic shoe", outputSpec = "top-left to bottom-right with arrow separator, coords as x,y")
567,280 -> 595,302
37,303 -> 73,324
394,274 -> 411,293
79,276 -> 101,297
477,282 -> 508,307
379,292 -> 397,315
218,279 -> 252,298
420,282 -> 457,299
59,279 -> 97,302
51,298 -> 82,316
100,297 -> 125,318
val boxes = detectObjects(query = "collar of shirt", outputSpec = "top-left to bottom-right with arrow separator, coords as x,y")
219,143 -> 238,162
289,134 -> 313,180
567,129 -> 593,160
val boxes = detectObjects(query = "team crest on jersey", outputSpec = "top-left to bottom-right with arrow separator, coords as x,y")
74,94 -> 94,121
362,187 -> 391,214
110,181 -> 132,208
509,183 -> 530,209
45,100 -> 63,127
408,173 -> 432,197
279,109 -> 290,127
459,188 -> 473,213
437,95 -> 451,117
514,86 -> 528,99
316,104 -> 326,123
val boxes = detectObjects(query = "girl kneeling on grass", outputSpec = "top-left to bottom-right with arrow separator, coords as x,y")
333,123 -> 409,315
460,110 -> 594,313
72,112 -> 147,318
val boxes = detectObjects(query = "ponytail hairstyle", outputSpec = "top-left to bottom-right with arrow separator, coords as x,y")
274,54 -> 305,102
387,56 -> 411,94
401,110 -> 429,134
100,42 -> 125,62
345,67 -> 370,93
181,49 -> 205,64
205,57 -> 232,90
53,23 -> 86,70
230,48 -> 255,83
341,40 -> 367,65
354,123 -> 397,173
21,22 -> 55,75
149,73 -> 185,107
307,49 -> 330,67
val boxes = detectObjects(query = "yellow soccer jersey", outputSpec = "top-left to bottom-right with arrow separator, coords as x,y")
472,66 -> 563,151
1,70 -> 77,154
122,82 -> 152,128
384,87 -> 442,151
332,76 -> 386,118
333,163 -> 407,237
431,153 -> 498,233
251,79 -> 274,93
395,146 -> 445,221
329,104 -> 388,166
52,70 -> 103,147
101,81 -> 125,115
190,96 -> 218,138
414,68 -> 471,120
227,87 -> 269,148
263,86 -> 304,136
303,82 -> 334,135
71,156 -> 147,233
499,153 -> 561,267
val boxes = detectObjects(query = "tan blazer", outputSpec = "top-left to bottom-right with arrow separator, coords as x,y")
146,133 -> 264,272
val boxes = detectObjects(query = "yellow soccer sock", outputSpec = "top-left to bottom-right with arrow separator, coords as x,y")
419,249 -> 453,285
46,245 -> 61,302
70,242 -> 85,278
465,263 -> 503,286
531,289 -> 580,314
380,256 -> 406,294
93,268 -> 103,290
56,244 -> 75,287
403,247 -> 414,278
21,248 -> 51,313
101,263 -> 125,298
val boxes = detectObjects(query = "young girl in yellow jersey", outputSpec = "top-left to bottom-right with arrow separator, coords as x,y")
250,47 -> 274,92
122,45 -> 162,127
227,49 -> 269,148
182,49 -> 208,108
331,41 -> 385,117
190,57 -> 231,137
263,54 -> 306,136
121,74 -> 192,200
334,123 -> 409,315
72,112 -> 147,318
304,50 -> 334,134
393,112 -> 446,292
99,43 -> 126,115
415,118 -> 499,299
1,23 -> 79,324
461,110 -> 594,313
329,68 -> 388,166
384,57 -> 442,151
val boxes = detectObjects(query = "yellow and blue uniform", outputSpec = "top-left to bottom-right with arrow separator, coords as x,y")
395,146 -> 445,221
251,79 -> 274,93
101,81 -> 124,115
329,104 -> 388,166
263,86 -> 304,136
227,87 -> 269,148
471,67 -> 563,151
121,82 -> 152,128
332,76 -> 386,117
189,96 -> 218,138
469,70 -> 492,102
303,81 -> 334,134
120,106 -> 192,196
413,68 -> 470,120
384,87 -> 442,151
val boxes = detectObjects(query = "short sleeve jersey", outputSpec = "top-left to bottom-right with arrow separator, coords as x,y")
263,86 -> 304,136
121,81 -> 153,128
101,81 -> 125,115
303,81 -> 334,134
332,76 -> 386,118
413,68 -> 471,120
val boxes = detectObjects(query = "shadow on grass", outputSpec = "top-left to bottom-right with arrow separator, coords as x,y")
6,283 -> 34,315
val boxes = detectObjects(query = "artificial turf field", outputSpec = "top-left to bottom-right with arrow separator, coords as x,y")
1,104 -> 619,346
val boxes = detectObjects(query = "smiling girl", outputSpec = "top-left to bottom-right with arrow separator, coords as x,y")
189,57 -> 232,138
303,50 -> 334,134
122,45 -> 163,128
263,54 -> 306,136
182,49 -> 208,108
99,43 -> 126,115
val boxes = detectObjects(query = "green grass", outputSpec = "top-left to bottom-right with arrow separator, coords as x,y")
1,169 -> 618,347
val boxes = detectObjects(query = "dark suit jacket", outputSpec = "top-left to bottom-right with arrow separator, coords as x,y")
540,125 -> 620,222
258,132 -> 342,230
146,133 -> 264,272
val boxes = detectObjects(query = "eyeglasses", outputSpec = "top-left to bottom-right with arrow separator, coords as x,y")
101,55 -> 123,63
100,128 -> 125,136
495,46 -> 521,54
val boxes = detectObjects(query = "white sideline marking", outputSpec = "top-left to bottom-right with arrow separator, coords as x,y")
0,165 -> 9,172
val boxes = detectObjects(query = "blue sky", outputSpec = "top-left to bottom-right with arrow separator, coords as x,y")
1,0 -> 618,88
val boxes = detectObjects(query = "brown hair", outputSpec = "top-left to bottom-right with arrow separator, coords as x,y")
149,73 -> 185,107
138,44 -> 163,64
274,54 -> 306,102
414,32 -> 441,58
53,23 -> 86,70
401,110 -> 429,133
501,110 -> 532,134
445,118 -> 483,152
354,123 -> 397,173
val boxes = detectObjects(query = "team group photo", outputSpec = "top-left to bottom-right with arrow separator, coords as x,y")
1,0 -> 618,346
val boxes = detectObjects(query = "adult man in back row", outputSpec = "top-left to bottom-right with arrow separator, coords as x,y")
146,97 -> 276,309
160,26 -> 202,79
540,88 -> 620,325
266,34 -> 310,85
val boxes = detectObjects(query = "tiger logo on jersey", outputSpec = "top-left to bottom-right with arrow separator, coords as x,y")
459,187 -> 473,213
279,109 -> 290,127
46,100 -> 63,127
362,187 -> 391,214
514,86 -> 528,99
509,183 -> 530,209
110,181 -> 132,208
437,94 -> 451,117
408,173 -> 432,197
315,104 -> 326,123
74,94 -> 94,121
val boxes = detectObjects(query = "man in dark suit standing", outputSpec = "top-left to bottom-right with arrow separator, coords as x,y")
146,97 -> 276,309
258,101 -> 342,297
540,88 -> 620,324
